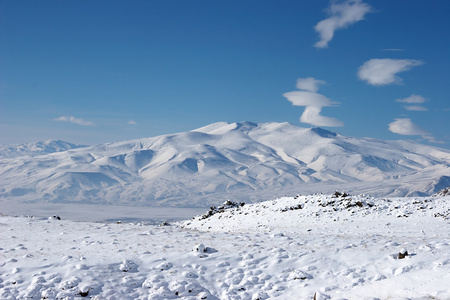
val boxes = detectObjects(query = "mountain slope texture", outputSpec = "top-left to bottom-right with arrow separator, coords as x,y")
1,122 -> 449,206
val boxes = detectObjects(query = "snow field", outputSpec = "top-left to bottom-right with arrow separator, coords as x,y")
1,193 -> 450,299
1,217 -> 310,299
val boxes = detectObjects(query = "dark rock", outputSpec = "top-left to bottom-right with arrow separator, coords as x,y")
398,249 -> 408,259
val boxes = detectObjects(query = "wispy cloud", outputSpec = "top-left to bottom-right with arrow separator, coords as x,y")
314,0 -> 372,48
128,120 -> 137,125
283,78 -> 344,127
388,118 -> 437,142
358,58 -> 423,85
54,116 -> 96,126
395,94 -> 427,104
395,94 -> 428,111
404,105 -> 428,111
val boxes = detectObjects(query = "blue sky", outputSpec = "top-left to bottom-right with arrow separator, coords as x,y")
1,0 -> 449,148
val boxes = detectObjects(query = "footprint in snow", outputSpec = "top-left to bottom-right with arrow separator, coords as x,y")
183,271 -> 199,278
216,261 -> 230,268
157,261 -> 173,271
226,270 -> 244,285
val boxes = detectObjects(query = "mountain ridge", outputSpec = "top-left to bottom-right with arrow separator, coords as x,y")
1,121 -> 449,207
0,140 -> 85,159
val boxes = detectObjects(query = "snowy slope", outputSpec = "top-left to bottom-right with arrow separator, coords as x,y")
1,122 -> 449,206
181,192 -> 450,233
0,140 -> 85,159
1,192 -> 450,299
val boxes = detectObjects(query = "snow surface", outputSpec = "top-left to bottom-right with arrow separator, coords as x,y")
1,122 -> 450,207
1,192 -> 450,299
0,140 -> 84,159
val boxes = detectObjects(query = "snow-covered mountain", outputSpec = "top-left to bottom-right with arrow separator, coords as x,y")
1,121 -> 449,206
0,140 -> 84,159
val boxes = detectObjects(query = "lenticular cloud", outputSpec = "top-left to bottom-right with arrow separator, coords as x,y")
283,78 -> 344,127
358,58 -> 423,85
300,106 -> 344,127
283,91 -> 336,108
388,118 -> 434,142
296,77 -> 326,93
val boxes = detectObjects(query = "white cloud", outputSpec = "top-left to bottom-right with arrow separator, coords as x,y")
296,77 -> 326,93
54,116 -> 96,126
300,106 -> 344,127
283,78 -> 344,127
395,94 -> 427,104
128,120 -> 137,125
404,105 -> 428,111
358,58 -> 423,85
314,0 -> 372,48
395,95 -> 428,112
283,90 -> 337,107
388,118 -> 435,142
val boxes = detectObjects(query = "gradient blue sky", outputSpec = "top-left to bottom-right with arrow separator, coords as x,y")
1,0 -> 449,148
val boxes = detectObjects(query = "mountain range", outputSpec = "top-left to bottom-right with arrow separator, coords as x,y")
1,121 -> 449,207
0,140 -> 85,159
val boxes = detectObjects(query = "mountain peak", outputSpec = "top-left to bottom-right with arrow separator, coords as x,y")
194,121 -> 300,136
193,121 -> 258,135
233,121 -> 258,131
309,127 -> 338,138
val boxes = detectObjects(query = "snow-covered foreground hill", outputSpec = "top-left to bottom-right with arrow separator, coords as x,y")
1,193 -> 450,299
1,122 -> 450,207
